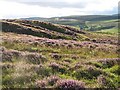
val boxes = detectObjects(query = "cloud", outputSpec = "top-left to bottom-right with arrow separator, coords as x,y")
23,2 -> 85,9
5,0 -> 119,9
0,0 -> 119,19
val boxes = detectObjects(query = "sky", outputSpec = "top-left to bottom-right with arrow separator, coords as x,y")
0,0 -> 119,19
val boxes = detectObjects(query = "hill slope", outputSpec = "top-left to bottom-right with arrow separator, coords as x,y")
21,14 -> 118,32
1,19 -> 120,88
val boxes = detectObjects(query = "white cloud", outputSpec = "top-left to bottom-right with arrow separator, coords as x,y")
0,0 -> 119,19
85,0 -> 118,11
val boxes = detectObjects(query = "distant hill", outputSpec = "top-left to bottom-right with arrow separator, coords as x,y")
20,17 -> 47,21
55,14 -> 118,21
20,14 -> 118,33
21,14 -> 118,22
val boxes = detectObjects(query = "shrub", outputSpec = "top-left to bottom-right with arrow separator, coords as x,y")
51,53 -> 62,60
2,50 -> 13,62
49,62 -> 66,74
97,75 -> 116,88
25,53 -> 47,64
74,66 -> 102,79
55,79 -> 85,88
9,50 -> 22,58
97,75 -> 107,86
49,62 -> 60,69
98,58 -> 119,68
35,80 -> 47,88
36,67 -> 52,77
47,76 -> 60,86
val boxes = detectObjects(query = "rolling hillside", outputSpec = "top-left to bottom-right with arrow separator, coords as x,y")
1,19 -> 120,88
21,14 -> 118,33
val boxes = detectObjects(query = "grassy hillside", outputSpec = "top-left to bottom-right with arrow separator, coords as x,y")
85,19 -> 118,33
57,15 -> 118,21
23,14 -> 118,22
97,28 -> 118,34
1,19 -> 120,88
21,14 -> 118,31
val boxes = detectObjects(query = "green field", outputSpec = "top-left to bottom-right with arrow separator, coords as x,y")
97,28 -> 118,34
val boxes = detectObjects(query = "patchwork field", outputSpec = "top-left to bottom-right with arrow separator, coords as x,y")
1,19 -> 120,88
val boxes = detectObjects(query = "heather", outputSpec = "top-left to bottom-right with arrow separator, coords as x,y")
1,19 -> 119,88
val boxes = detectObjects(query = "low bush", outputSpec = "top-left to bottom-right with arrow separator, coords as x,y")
74,66 -> 102,79
35,80 -> 48,88
55,79 -> 85,88
97,75 -> 117,88
47,76 -> 60,86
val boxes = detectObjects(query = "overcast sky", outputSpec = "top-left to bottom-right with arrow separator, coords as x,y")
0,0 -> 119,19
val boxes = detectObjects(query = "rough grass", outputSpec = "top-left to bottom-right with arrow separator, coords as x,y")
1,19 -> 119,88
2,40 -> 119,88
